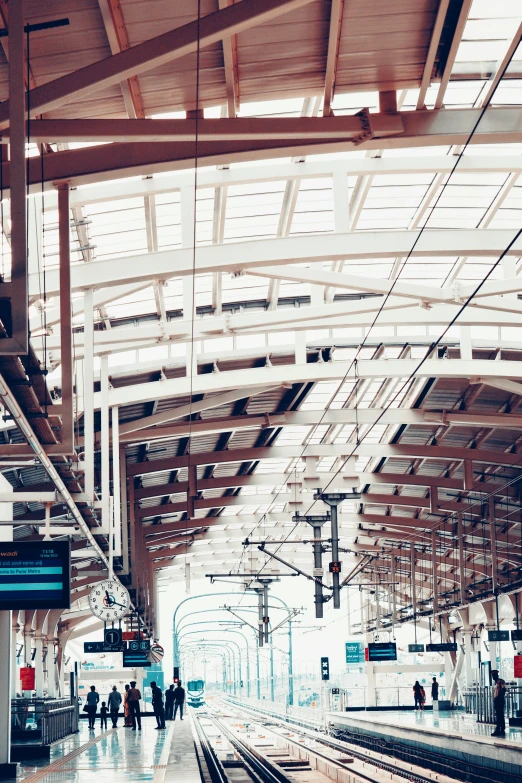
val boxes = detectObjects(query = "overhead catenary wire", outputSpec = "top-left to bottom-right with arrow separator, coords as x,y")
242,35 -> 522,594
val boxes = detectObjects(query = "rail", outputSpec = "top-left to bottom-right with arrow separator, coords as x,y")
11,697 -> 79,745
462,684 -> 520,724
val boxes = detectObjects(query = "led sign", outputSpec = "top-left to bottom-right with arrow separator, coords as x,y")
0,541 -> 70,609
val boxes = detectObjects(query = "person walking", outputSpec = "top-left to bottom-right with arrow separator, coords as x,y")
491,670 -> 507,737
431,677 -> 439,703
128,681 -> 142,731
151,681 -> 166,729
108,685 -> 122,728
413,681 -> 425,711
100,702 -> 108,730
86,685 -> 99,730
173,681 -> 186,721
165,684 -> 175,721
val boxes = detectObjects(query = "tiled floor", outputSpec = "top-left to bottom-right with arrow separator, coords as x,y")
339,709 -> 522,743
12,717 -> 200,783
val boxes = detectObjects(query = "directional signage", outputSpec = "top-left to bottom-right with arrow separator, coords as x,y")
426,643 -> 458,652
123,647 -> 151,668
367,642 -> 397,662
345,641 -> 364,664
84,640 -> 124,654
104,628 -> 122,647
511,630 -> 522,642
321,656 -> 330,681
331,687 -> 340,695
408,644 -> 425,653
488,630 -> 509,643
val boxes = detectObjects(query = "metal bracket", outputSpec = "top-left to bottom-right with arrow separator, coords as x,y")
352,108 -> 374,146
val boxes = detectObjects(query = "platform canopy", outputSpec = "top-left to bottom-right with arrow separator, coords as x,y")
0,0 -> 521,636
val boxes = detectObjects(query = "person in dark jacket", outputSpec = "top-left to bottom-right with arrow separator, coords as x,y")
491,670 -> 507,737
413,681 -> 425,710
127,681 -> 142,730
86,685 -> 99,730
173,682 -> 186,721
150,681 -> 166,729
431,677 -> 439,702
108,685 -> 123,728
165,684 -> 175,720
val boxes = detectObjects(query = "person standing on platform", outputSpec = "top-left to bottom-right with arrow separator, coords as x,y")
151,681 -> 166,729
100,701 -> 108,730
124,684 -> 133,727
128,680 -> 142,731
165,684 -> 175,721
173,681 -> 186,721
86,685 -> 99,730
413,681 -> 425,710
108,685 -> 122,728
431,677 -> 439,703
491,670 -> 507,737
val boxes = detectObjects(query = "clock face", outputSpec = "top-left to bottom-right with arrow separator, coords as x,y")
88,579 -> 130,621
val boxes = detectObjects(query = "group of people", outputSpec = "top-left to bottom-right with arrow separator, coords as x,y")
412,677 -> 439,710
84,681 -> 186,731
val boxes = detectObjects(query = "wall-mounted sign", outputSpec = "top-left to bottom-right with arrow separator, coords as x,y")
0,541 -> 70,609
511,630 -> 522,642
20,666 -> 35,691
488,630 -> 509,643
514,656 -> 522,678
367,642 -> 397,662
426,643 -> 458,652
345,641 -> 365,664
408,644 -> 425,653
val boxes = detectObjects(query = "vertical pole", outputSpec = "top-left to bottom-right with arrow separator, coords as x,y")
0,486 -> 15,776
8,0 -> 28,353
263,584 -> 269,644
288,617 -> 294,706
489,497 -> 498,594
256,640 -> 261,699
111,407 -> 121,556
411,545 -> 417,641
120,447 -> 129,573
391,556 -> 397,630
346,588 -> 352,636
330,503 -> 341,608
246,643 -> 250,698
83,289 -> 94,499
457,513 -> 465,605
431,530 -> 438,614
312,522 -> 324,618
270,641 -> 275,702
101,355 -> 111,565
58,184 -> 73,451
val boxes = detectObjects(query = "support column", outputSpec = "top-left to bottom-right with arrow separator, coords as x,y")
83,289 -> 95,499
58,184 -> 73,452
0,479 -> 15,777
112,407 -> 121,557
100,355 -> 111,542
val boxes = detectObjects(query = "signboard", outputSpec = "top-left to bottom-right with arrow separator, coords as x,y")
408,644 -> 425,653
426,643 -> 458,652
329,561 -> 342,573
0,541 -> 70,609
511,630 -> 522,642
488,630 -> 509,643
84,641 -> 124,654
331,687 -> 340,695
20,666 -> 35,691
321,656 -> 330,681
514,656 -> 522,678
104,628 -> 122,647
367,642 -> 397,662
345,641 -> 364,664
123,648 -> 151,668
129,639 -> 150,652
122,631 -> 143,641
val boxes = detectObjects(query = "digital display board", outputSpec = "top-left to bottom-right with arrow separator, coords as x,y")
0,541 -> 70,609
367,642 -> 397,662
123,647 -> 151,668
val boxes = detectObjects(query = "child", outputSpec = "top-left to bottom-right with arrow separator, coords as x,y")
100,701 -> 108,730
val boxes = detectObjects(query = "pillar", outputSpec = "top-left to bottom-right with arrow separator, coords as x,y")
0,463 -> 16,775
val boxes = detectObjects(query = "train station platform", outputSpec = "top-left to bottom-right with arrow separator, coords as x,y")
328,710 -> 522,782
11,714 -> 201,783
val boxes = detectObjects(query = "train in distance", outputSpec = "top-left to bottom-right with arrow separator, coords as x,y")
187,679 -> 205,708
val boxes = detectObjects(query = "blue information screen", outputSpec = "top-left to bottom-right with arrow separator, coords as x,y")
0,541 -> 70,609
368,642 -> 397,661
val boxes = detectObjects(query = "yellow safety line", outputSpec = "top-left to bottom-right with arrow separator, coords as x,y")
153,722 -> 175,783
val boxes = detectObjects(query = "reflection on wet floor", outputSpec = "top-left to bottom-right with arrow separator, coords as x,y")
16,721 -> 175,783
351,709 -> 522,742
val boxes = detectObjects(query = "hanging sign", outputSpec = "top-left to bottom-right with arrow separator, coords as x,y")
20,667 -> 35,691
408,644 -> 425,653
426,643 -> 458,652
0,541 -> 70,609
511,630 -> 522,642
488,630 -> 509,642
514,656 -> 522,678
345,641 -> 364,664
368,642 -> 397,662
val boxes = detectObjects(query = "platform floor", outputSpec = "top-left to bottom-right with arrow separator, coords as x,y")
339,708 -> 522,742
12,715 -> 201,783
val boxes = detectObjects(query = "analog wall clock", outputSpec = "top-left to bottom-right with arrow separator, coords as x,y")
88,579 -> 130,621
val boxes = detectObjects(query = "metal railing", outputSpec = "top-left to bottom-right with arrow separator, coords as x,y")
463,684 -> 520,724
11,697 -> 79,745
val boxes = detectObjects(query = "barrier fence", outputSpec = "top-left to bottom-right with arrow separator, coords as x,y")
463,685 -> 521,724
11,697 -> 79,745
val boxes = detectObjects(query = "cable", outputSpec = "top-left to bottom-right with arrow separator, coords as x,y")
237,33 -> 522,580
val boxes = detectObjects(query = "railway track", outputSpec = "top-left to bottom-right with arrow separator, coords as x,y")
191,700 -> 459,783
217,697 -> 501,783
